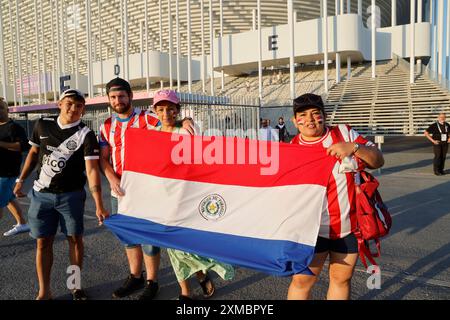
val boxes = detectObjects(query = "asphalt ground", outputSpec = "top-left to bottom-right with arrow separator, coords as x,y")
0,137 -> 449,301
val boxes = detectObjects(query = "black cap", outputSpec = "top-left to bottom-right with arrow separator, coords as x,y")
293,93 -> 325,114
105,77 -> 132,95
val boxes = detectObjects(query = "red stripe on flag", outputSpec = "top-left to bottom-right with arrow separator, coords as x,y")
123,129 -> 336,188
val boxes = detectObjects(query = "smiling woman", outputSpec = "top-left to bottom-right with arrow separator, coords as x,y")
288,92 -> 384,300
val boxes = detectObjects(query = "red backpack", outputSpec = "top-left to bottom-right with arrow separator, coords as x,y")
353,170 -> 392,268
331,125 -> 392,268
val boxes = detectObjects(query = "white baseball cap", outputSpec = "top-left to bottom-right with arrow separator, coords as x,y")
60,89 -> 86,102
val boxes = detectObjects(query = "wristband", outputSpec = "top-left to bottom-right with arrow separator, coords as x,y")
352,143 -> 360,155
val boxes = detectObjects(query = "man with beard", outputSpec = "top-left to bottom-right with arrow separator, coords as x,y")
99,78 -> 193,300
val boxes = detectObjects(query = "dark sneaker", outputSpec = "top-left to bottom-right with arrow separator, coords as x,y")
72,289 -> 88,300
138,280 -> 159,301
178,294 -> 194,301
112,274 -> 145,298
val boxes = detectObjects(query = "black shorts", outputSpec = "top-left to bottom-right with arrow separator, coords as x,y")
314,233 -> 358,254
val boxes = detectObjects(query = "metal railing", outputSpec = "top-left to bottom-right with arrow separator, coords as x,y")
422,64 -> 450,93
392,53 -> 411,73
325,57 -> 450,137
10,93 -> 261,139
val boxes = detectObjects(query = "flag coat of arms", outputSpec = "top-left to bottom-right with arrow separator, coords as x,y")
105,129 -> 336,276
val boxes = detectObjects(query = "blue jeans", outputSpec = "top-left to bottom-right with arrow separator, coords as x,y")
110,196 -> 160,256
0,177 -> 16,208
28,189 -> 85,238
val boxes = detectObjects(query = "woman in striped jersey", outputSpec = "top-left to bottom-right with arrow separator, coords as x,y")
287,93 -> 384,300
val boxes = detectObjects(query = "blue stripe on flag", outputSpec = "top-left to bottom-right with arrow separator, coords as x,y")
105,214 -> 315,277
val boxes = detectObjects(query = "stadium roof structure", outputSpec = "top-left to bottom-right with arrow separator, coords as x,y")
0,0 -> 404,81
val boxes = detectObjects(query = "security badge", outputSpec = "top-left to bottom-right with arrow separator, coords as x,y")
437,122 -> 448,142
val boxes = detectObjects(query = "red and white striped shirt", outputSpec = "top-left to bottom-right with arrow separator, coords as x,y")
99,108 -> 160,178
291,124 -> 375,239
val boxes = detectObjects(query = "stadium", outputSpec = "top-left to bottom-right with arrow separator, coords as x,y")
0,0 -> 450,136
1,1 -> 450,303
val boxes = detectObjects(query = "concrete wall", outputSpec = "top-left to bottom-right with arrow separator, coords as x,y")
88,15 -> 431,90
92,51 -> 201,87
0,84 -> 14,100
62,73 -> 89,95
214,15 -> 431,74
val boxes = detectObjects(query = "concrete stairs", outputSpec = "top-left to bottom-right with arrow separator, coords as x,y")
325,60 -> 450,136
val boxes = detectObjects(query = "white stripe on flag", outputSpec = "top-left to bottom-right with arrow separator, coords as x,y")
118,170 -> 325,247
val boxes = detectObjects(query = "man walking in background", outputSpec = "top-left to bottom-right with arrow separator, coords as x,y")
424,113 -> 450,175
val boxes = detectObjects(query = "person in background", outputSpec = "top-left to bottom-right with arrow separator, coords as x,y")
275,117 -> 290,142
259,119 -> 278,141
0,97 -> 31,236
424,113 -> 450,176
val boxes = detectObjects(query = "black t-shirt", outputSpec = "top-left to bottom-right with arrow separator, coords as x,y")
0,120 -> 29,177
426,122 -> 450,142
275,124 -> 289,142
29,116 -> 100,193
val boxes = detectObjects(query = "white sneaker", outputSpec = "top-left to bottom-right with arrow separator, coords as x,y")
3,224 -> 31,237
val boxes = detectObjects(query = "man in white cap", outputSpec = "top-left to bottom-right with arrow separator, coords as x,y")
14,89 -> 109,300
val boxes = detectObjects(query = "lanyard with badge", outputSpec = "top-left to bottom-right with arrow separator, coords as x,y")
437,121 -> 448,142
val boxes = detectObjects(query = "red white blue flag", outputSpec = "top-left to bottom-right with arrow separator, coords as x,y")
105,129 -> 336,276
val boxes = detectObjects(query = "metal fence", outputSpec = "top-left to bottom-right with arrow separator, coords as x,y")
10,93 -> 261,139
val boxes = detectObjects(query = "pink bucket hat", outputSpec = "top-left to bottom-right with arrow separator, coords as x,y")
152,90 -> 180,107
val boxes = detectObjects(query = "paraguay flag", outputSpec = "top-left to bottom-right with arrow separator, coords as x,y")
104,129 -> 336,276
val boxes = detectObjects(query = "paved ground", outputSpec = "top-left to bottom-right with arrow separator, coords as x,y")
0,137 -> 449,300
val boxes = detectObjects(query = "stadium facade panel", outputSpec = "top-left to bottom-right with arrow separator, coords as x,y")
0,0 -> 449,106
